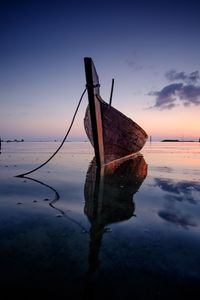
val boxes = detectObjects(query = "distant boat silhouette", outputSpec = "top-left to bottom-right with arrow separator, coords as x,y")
84,57 -> 148,167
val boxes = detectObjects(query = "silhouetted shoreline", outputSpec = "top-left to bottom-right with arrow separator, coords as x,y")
161,139 -> 199,142
2,139 -> 24,143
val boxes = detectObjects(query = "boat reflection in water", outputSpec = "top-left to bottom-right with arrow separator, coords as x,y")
84,153 -> 148,278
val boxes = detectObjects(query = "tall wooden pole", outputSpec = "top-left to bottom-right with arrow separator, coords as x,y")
109,78 -> 114,106
84,57 -> 104,168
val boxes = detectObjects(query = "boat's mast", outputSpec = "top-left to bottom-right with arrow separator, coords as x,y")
109,78 -> 114,106
84,57 -> 104,168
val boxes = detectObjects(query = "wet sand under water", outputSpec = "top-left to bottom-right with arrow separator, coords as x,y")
0,141 -> 200,298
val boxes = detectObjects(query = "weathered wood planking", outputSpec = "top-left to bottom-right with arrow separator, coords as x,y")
84,57 -> 148,166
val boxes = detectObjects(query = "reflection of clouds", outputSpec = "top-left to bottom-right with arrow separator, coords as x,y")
155,177 -> 200,228
155,178 -> 179,193
164,194 -> 183,202
155,178 -> 200,204
158,209 -> 197,229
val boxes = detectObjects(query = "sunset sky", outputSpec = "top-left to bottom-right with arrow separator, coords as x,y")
1,0 -> 200,141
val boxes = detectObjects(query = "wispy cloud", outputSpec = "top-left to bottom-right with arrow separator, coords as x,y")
148,83 -> 183,110
165,70 -> 199,84
125,59 -> 143,71
148,70 -> 200,109
180,85 -> 200,106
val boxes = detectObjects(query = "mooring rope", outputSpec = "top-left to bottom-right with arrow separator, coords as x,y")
16,88 -> 87,177
22,175 -> 89,233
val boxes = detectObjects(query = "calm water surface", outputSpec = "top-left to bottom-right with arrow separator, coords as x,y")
0,141 -> 200,298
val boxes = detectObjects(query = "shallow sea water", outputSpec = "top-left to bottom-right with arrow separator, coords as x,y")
0,141 -> 200,298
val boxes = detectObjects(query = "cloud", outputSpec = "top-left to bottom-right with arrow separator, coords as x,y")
148,69 -> 200,109
180,85 -> 200,106
148,83 -> 183,110
125,59 -> 143,71
165,70 -> 199,84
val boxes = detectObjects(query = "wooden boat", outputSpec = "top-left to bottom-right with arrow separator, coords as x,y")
84,57 -> 148,167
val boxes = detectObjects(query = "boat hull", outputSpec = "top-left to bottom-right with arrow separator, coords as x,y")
84,96 -> 148,164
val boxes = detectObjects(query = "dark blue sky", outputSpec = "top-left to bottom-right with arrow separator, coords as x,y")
1,0 -> 200,140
